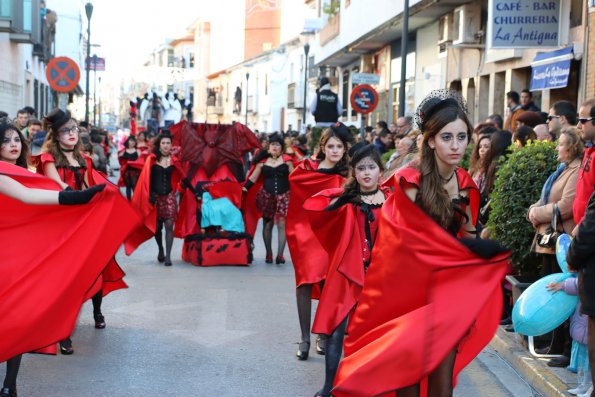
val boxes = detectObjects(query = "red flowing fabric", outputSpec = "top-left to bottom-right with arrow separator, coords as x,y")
35,153 -> 129,295
332,169 -> 510,397
124,154 -> 185,254
304,188 -> 365,335
243,154 -> 293,237
0,162 -> 140,362
286,160 -> 345,298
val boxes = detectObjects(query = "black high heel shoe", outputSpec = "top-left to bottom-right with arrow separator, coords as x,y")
275,256 -> 285,264
164,261 -> 172,266
157,250 -> 165,263
265,255 -> 273,264
313,390 -> 330,397
59,338 -> 74,355
296,341 -> 310,360
94,313 -> 106,329
0,387 -> 17,397
316,334 -> 326,355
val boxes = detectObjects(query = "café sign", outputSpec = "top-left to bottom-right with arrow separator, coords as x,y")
487,0 -> 562,48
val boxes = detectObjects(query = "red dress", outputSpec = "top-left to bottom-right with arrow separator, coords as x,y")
286,159 -> 346,298
304,188 -> 388,336
332,167 -> 510,397
37,152 -> 128,296
0,162 -> 140,362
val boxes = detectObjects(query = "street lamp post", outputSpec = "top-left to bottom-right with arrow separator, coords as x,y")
398,0 -> 409,117
84,2 -> 93,124
98,76 -> 102,128
245,72 -> 250,127
302,43 -> 310,129
93,54 -> 97,125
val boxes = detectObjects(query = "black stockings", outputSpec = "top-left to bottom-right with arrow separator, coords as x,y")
296,284 -> 313,343
263,218 -> 274,257
397,348 -> 457,397
3,355 -> 21,390
155,219 -> 174,262
262,217 -> 287,258
124,173 -> 138,200
319,316 -> 349,395
92,290 -> 103,315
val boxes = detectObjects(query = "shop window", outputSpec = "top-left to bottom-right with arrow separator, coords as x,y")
569,0 -> 582,27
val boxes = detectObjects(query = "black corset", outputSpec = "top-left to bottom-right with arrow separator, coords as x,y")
262,164 -> 290,195
150,165 -> 174,196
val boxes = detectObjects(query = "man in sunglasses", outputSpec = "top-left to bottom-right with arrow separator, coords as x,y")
547,100 -> 577,139
574,98 -> 595,230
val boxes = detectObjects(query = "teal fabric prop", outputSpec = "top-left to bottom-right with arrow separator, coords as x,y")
201,193 -> 245,233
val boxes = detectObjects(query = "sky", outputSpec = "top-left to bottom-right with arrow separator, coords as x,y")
90,0 -> 219,82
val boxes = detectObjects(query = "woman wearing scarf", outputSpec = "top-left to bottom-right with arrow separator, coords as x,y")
527,127 -> 583,364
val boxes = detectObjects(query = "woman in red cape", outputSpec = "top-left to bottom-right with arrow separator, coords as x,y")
304,144 -> 390,397
332,91 -> 510,397
36,109 -> 128,354
243,134 -> 294,263
118,135 -> 144,200
286,124 -> 351,360
0,122 -> 138,397
125,132 -> 185,266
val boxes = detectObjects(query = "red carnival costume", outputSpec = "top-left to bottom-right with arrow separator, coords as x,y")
0,162 -> 139,362
124,153 -> 185,254
332,167 -> 510,397
117,150 -> 145,188
304,187 -> 389,336
36,153 -> 128,295
286,159 -> 346,298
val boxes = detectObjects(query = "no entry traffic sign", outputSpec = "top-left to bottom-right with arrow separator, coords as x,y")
46,57 -> 81,93
350,84 -> 378,115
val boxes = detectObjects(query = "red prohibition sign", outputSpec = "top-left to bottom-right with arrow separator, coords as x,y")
46,57 -> 81,93
350,84 -> 379,115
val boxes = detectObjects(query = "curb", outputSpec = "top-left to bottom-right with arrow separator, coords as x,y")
489,328 -> 573,397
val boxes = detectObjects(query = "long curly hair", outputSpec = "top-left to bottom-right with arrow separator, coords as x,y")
318,124 -> 352,170
0,122 -> 29,168
41,117 -> 86,169
418,102 -> 472,229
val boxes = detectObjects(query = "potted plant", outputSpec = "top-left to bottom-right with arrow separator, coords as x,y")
486,140 -> 558,302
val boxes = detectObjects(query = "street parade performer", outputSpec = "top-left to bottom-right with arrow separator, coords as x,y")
0,121 -> 139,397
36,108 -> 129,354
286,123 -> 351,360
243,133 -> 294,264
118,134 -> 145,200
332,90 -> 510,397
125,132 -> 185,266
303,144 -> 389,397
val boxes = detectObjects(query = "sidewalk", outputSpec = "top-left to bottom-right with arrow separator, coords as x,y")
490,326 -> 581,396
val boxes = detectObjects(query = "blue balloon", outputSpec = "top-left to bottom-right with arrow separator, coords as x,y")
512,273 -> 578,336
556,233 -> 572,273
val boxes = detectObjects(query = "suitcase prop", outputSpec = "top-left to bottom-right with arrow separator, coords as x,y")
182,232 -> 253,266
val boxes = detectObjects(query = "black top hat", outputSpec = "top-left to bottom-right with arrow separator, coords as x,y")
44,108 -> 72,131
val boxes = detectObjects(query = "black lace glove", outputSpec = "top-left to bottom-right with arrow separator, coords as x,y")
149,191 -> 156,205
58,184 -> 106,205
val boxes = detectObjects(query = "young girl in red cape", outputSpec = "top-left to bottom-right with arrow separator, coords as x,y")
125,132 -> 185,266
303,144 -> 390,397
36,109 -> 128,355
0,121 -> 138,397
331,91 -> 510,397
286,123 -> 352,360
243,133 -> 294,264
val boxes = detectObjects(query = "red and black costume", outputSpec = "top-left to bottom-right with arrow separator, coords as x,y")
124,153 -> 185,255
117,149 -> 145,200
0,162 -> 139,362
332,166 -> 510,397
286,159 -> 346,297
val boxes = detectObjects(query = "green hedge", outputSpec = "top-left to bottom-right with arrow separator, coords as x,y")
487,140 -> 558,276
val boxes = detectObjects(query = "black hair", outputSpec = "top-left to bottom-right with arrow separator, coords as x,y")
152,133 -> 173,160
484,130 -> 512,195
515,126 -> 537,147
506,91 -> 520,104
552,100 -> 577,125
376,121 -> 388,130
0,122 -> 29,168
521,89 -> 532,98
487,114 -> 504,129
124,135 -> 137,148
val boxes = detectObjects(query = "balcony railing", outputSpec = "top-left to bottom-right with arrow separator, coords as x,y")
247,95 -> 255,113
320,12 -> 340,46
287,82 -> 304,109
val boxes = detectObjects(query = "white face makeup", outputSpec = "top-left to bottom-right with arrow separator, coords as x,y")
322,136 -> 345,165
428,119 -> 469,168
354,157 -> 381,192
1,129 -> 22,164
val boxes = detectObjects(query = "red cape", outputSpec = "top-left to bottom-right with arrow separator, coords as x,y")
35,153 -> 129,295
124,154 -> 185,254
117,150 -> 146,187
0,162 -> 140,362
332,170 -> 509,397
286,159 -> 346,298
304,188 -> 373,335
242,154 -> 293,237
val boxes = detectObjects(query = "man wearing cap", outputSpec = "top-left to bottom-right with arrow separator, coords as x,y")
310,77 -> 342,128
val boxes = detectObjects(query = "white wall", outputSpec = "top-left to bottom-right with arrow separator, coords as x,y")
414,21 -> 442,109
